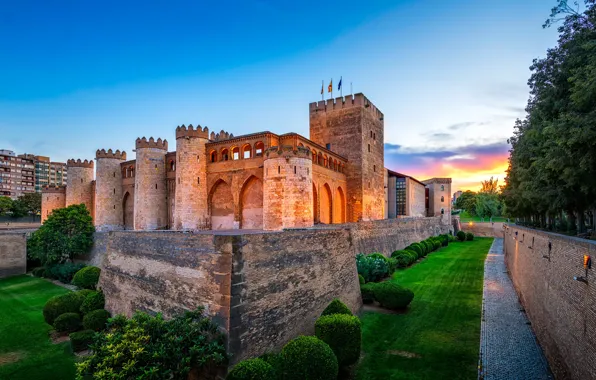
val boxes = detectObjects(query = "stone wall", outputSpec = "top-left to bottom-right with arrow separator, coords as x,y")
504,225 -> 596,380
461,222 -> 504,238
41,187 -> 66,223
0,231 -> 27,278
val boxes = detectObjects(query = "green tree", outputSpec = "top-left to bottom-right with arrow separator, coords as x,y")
455,191 -> 477,215
18,192 -> 41,214
475,193 -> 501,219
28,204 -> 95,265
0,196 -> 13,216
480,177 -> 499,195
10,199 -> 28,218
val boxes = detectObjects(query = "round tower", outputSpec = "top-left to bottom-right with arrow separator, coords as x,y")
263,146 -> 313,231
95,149 -> 127,231
174,124 -> 209,230
133,137 -> 168,230
66,159 -> 94,217
41,185 -> 66,223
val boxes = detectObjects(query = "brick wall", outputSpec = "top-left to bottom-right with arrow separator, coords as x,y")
0,231 -> 27,278
462,222 -> 504,238
504,225 -> 596,380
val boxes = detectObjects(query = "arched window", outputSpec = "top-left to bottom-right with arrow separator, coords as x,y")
242,144 -> 252,159
210,150 -> 217,163
255,142 -> 264,157
323,155 -> 328,168
130,166 -> 135,177
221,148 -> 229,161
232,147 -> 240,160
298,142 -> 304,147
441,185 -> 445,191
441,196 -> 445,202
441,208 -> 445,215
312,150 -> 317,162
317,152 -> 323,165
169,160 -> 175,171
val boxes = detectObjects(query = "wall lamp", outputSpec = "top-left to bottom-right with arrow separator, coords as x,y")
573,255 -> 591,284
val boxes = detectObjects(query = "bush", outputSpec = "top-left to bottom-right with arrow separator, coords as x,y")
43,290 -> 92,325
227,358 -> 276,380
280,336 -> 338,380
315,314 -> 361,367
431,238 -> 441,250
356,253 -> 390,283
80,291 -> 105,314
358,274 -> 365,285
32,267 -> 46,277
45,262 -> 87,283
54,312 -> 81,333
258,353 -> 284,379
76,308 -> 227,379
360,283 -> 375,304
440,234 -> 449,246
372,282 -> 414,310
447,234 -> 455,242
405,250 -> 419,262
321,299 -> 352,317
466,232 -> 474,241
457,230 -> 466,241
72,266 -> 100,290
70,329 -> 95,352
390,251 -> 411,268
407,243 -> 423,258
83,309 -> 110,331
421,240 -> 432,254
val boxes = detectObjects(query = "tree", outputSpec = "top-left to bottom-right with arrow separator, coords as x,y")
0,196 -> 13,216
18,192 -> 41,215
10,199 -> 28,218
27,204 -> 95,266
455,191 -> 477,215
480,177 -> 499,195
475,193 -> 501,219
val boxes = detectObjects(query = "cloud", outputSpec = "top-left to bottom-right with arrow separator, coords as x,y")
447,122 -> 475,130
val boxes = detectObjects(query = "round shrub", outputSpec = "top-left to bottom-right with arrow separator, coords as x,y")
431,238 -> 441,250
70,329 -> 95,352
281,336 -> 338,380
80,291 -> 105,314
258,353 -> 284,379
356,253 -> 390,283
358,274 -> 365,285
72,266 -> 101,290
321,298 -> 352,317
44,262 -> 87,283
53,312 -> 81,333
360,283 -> 375,304
407,243 -> 422,257
227,358 -> 276,380
421,240 -> 432,254
32,267 -> 46,277
390,251 -> 410,268
466,232 -> 474,241
448,233 -> 455,242
372,282 -> 414,310
405,249 -> 418,262
315,314 -> 362,367
457,230 -> 466,241
83,309 -> 110,331
43,290 -> 92,325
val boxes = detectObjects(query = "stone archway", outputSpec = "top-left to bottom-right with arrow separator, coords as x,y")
333,186 -> 346,224
320,183 -> 332,224
209,180 -> 234,230
123,192 -> 134,230
240,176 -> 263,229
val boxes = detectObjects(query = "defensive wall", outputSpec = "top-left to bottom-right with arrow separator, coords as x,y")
0,230 -> 28,278
504,225 -> 596,380
461,222 -> 504,238
97,216 -> 450,363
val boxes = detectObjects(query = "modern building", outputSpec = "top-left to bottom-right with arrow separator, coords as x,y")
18,154 -> 68,192
385,170 -> 427,218
0,150 -> 35,199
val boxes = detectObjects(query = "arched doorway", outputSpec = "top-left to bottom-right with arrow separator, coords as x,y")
123,192 -> 134,230
240,176 -> 263,229
333,187 -> 346,224
209,180 -> 234,230
320,183 -> 332,224
313,183 -> 319,224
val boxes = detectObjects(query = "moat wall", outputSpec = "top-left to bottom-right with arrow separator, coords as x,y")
98,216 -> 450,363
0,231 -> 27,278
504,225 -> 596,380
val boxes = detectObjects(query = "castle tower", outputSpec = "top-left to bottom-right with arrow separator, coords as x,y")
309,93 -> 384,222
41,186 -> 66,223
134,137 -> 168,230
174,125 -> 209,230
95,149 -> 127,231
66,159 -> 95,217
263,146 -> 313,231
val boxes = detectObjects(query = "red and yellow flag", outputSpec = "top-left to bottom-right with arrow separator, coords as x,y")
328,79 -> 333,93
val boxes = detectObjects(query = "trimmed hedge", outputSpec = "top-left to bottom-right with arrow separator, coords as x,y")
457,230 -> 466,241
372,282 -> 414,310
82,309 -> 110,331
227,358 -> 276,380
408,243 -> 423,257
80,291 -> 105,314
281,336 -> 338,380
466,232 -> 474,241
32,267 -> 46,277
43,289 -> 93,325
321,299 -> 352,317
360,283 -> 375,304
358,274 -> 365,285
258,353 -> 284,379
356,253 -> 390,283
315,314 -> 361,367
54,312 -> 81,333
448,234 -> 455,242
72,266 -> 101,290
45,263 -> 87,284
70,329 -> 95,352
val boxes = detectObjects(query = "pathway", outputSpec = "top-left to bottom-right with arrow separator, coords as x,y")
478,238 -> 552,380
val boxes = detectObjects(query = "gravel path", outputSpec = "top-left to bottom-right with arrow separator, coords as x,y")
478,238 -> 552,380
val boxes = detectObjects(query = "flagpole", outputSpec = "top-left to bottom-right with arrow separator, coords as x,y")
340,76 -> 343,98
331,78 -> 333,100
350,82 -> 353,96
321,80 -> 324,101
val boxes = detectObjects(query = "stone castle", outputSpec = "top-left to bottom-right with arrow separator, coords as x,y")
42,93 -> 449,231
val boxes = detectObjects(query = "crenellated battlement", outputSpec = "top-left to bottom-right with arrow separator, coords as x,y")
175,124 -> 210,139
41,185 -> 66,193
265,145 -> 311,159
309,93 -> 384,120
96,149 -> 127,160
210,129 -> 235,142
67,159 -> 94,168
135,137 -> 168,150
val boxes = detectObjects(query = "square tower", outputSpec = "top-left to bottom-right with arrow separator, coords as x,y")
309,93 -> 384,222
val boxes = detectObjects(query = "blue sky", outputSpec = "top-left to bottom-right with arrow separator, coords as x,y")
0,0 -> 560,191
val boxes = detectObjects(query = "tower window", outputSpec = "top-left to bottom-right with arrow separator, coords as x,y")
278,166 -> 280,174
81,178 -> 83,183
113,172 -> 116,177
374,165 -> 376,172
370,131 -> 372,138
294,166 -> 296,174
113,188 -> 115,194
368,144 -> 370,152
197,177 -> 200,185
441,196 -> 444,202
114,205 -> 116,209
373,133 -> 376,140
197,155 -> 200,162
155,184 -> 157,189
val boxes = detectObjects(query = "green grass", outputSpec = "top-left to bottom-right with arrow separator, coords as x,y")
356,238 -> 493,380
0,275 -> 76,380
458,211 -> 507,223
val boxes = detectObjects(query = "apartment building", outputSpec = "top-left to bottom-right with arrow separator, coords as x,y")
0,150 -> 35,199
18,154 -> 68,192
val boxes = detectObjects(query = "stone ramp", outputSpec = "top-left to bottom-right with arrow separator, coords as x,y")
479,238 -> 552,380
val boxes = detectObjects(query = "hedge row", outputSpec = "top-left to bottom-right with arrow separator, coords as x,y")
359,282 -> 414,309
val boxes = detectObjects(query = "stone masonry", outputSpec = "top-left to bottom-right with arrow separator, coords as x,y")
0,231 -> 27,278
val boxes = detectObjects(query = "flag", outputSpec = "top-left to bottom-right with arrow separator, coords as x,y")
328,79 -> 333,93
338,77 -> 342,91
321,82 -> 323,94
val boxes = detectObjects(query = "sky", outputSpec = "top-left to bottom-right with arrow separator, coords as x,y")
0,0 -> 561,192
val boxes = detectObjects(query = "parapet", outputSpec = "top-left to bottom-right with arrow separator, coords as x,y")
41,185 -> 66,193
210,129 -> 235,142
265,145 -> 311,159
309,93 -> 384,120
422,178 -> 452,185
135,137 -> 168,150
67,159 -> 94,168
175,124 -> 210,139
96,149 -> 127,160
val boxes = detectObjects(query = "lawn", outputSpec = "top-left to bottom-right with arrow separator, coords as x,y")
0,275 -> 76,380
356,238 -> 493,380
458,211 -> 508,223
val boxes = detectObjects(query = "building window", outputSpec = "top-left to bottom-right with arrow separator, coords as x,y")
232,147 -> 240,160
373,165 -> 376,172
221,149 -> 229,161
243,145 -> 251,159
255,142 -> 264,157
441,196 -> 444,202
441,185 -> 444,191
210,151 -> 217,162
396,177 -> 406,216
170,161 -> 175,171
326,143 -> 331,150
373,133 -> 376,140
368,144 -> 371,152
441,208 -> 445,215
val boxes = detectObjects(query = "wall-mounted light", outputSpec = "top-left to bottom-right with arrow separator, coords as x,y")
574,255 -> 591,284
